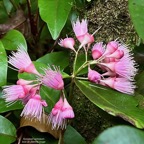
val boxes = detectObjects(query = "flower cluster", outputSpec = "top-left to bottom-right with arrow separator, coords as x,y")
2,46 -> 74,129
58,18 -> 137,95
90,41 -> 137,94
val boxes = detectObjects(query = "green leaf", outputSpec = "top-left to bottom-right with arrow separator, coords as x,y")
135,71 -> 144,95
36,51 -> 69,70
75,80 -> 144,128
0,41 -> 7,86
64,125 -> 86,144
133,44 -> 144,70
3,0 -> 13,14
128,0 -> 144,40
0,1 -> 8,23
93,125 -> 144,144
0,115 -> 16,144
38,0 -> 73,39
0,98 -> 23,113
1,30 -> 27,50
0,91 -> 23,113
40,85 -> 60,113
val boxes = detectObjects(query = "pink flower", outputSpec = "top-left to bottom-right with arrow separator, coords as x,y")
92,42 -> 105,59
58,38 -> 75,51
99,57 -> 137,80
2,84 -> 32,103
72,19 -> 88,38
9,46 -> 40,75
41,66 -> 64,90
88,67 -> 101,83
100,77 -> 135,94
48,97 -> 65,129
61,98 -> 75,119
72,19 -> 94,47
48,96 -> 74,130
20,94 -> 47,121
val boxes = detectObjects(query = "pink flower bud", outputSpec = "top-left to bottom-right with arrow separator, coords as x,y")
88,67 -> 101,83
58,38 -> 75,51
92,42 -> 105,59
104,41 -> 119,55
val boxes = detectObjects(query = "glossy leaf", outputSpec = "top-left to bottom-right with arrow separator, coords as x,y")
0,98 -> 23,113
37,51 -> 69,70
75,80 -> 144,128
0,41 -> 7,86
38,0 -> 73,39
1,30 -> 27,50
128,0 -> 144,40
40,85 -> 60,113
0,115 -> 16,144
64,125 -> 86,144
93,125 -> 144,144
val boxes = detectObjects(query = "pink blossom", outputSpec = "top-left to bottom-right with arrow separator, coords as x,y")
21,94 -> 47,121
99,57 -> 137,80
48,96 -> 74,130
61,98 -> 75,119
100,77 -> 135,94
58,38 -> 75,51
88,67 -> 101,83
48,97 -> 65,129
9,46 -> 40,75
41,66 -> 64,90
92,42 -> 105,59
72,19 -> 94,47
72,19 -> 88,38
2,84 -> 32,103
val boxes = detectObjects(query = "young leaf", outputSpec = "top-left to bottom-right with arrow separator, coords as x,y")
93,125 -> 144,144
1,30 -> 27,50
38,0 -> 73,39
0,115 -> 16,144
129,0 -> 144,40
64,125 -> 86,144
0,41 -> 7,86
75,80 -> 144,128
